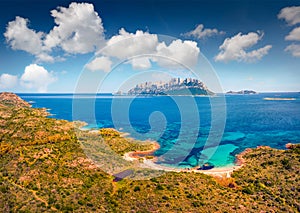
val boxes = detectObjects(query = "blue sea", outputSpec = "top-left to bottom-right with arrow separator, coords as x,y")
19,93 -> 300,169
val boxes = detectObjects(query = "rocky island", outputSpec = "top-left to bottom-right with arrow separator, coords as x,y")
226,90 -> 257,95
264,97 -> 296,101
127,78 -> 214,96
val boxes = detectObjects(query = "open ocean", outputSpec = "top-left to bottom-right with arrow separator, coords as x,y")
19,93 -> 300,169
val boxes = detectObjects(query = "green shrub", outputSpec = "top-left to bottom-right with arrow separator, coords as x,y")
156,185 -> 164,190
242,187 -> 253,195
133,186 -> 140,192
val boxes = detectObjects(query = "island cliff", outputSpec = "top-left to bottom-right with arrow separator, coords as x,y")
128,78 -> 214,96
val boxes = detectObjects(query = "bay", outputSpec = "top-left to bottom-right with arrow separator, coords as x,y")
19,92 -> 300,168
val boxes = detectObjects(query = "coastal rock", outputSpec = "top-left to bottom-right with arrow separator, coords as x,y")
257,145 -> 271,149
235,148 -> 252,166
285,143 -> 298,149
197,162 -> 214,170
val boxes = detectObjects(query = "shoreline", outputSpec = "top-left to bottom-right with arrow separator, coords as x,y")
79,127 -> 246,178
123,142 -> 246,178
80,126 -> 250,178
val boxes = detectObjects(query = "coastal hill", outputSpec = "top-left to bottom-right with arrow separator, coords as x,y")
0,92 -> 31,107
127,78 -> 214,96
227,90 -> 257,94
0,92 -> 299,212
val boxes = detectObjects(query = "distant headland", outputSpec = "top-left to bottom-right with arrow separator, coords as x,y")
127,78 -> 214,96
226,90 -> 257,95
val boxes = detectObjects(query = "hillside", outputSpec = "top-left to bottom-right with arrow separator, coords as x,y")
0,92 -> 31,108
0,92 -> 299,212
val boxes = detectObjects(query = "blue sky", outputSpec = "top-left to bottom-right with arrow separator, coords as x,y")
0,0 -> 299,93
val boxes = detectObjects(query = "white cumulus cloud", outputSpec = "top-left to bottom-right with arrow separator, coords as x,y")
86,56 -> 112,72
101,28 -> 200,69
4,16 -> 44,55
20,64 -> 56,92
183,24 -> 224,39
215,32 -> 272,62
285,26 -> 300,41
155,39 -> 200,68
0,74 -> 18,89
103,28 -> 159,59
278,6 -> 300,57
4,2 -> 105,62
278,6 -> 300,26
102,28 -> 159,70
285,44 -> 300,57
4,2 -> 202,71
131,57 -> 152,70
45,2 -> 105,54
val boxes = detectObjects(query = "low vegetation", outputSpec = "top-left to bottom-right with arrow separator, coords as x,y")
99,128 -> 155,156
0,93 -> 299,212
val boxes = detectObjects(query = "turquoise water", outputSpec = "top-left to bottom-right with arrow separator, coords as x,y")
19,93 -> 300,168
199,144 -> 238,167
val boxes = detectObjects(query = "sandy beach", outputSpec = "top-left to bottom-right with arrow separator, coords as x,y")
123,143 -> 246,178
